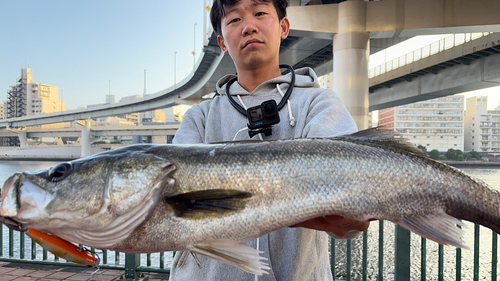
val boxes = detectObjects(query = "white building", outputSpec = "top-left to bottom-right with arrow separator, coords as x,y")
379,96 -> 465,152
464,96 -> 500,152
7,68 -> 64,118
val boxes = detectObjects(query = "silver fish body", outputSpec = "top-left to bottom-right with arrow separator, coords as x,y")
1,129 -> 499,274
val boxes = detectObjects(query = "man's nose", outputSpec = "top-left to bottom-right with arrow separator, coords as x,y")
242,19 -> 258,35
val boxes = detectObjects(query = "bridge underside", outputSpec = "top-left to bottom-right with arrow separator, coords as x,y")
369,51 -> 500,111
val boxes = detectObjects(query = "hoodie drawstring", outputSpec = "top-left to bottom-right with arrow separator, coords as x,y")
276,84 -> 295,127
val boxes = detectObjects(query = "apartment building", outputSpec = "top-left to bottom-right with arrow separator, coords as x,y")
464,96 -> 500,152
7,68 -> 64,118
379,96 -> 464,151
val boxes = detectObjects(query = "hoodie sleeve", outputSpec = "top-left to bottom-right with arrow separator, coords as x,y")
302,88 -> 358,138
172,104 -> 206,144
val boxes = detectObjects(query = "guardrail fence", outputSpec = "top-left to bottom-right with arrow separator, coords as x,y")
1,221 -> 498,280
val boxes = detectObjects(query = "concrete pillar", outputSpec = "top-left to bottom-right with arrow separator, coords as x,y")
81,119 -> 91,157
333,0 -> 369,130
18,131 -> 27,148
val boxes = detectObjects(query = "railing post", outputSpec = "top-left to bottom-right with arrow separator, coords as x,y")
330,238 -> 336,278
124,253 -> 148,281
394,225 -> 411,281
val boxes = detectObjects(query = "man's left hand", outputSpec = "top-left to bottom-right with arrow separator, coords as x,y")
289,215 -> 369,238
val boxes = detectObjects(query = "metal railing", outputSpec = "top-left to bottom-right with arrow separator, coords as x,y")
369,33 -> 491,79
0,224 -> 172,280
1,221 -> 498,280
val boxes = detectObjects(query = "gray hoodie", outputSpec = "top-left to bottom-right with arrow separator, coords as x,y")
170,67 -> 357,281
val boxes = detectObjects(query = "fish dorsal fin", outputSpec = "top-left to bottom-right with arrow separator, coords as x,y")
164,189 -> 252,219
336,127 -> 428,157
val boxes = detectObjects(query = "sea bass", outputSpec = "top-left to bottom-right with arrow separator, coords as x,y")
1,128 -> 499,274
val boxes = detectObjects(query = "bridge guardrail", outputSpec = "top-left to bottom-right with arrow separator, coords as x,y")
1,220 -> 499,280
369,33 -> 491,79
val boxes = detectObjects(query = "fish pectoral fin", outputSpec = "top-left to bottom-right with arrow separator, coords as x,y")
395,213 -> 469,249
164,189 -> 252,219
188,240 -> 270,275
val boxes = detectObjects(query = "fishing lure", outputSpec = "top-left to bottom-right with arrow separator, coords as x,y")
26,229 -> 99,267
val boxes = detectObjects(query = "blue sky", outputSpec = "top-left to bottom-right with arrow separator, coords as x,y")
1,1 -> 499,111
0,0 -> 205,110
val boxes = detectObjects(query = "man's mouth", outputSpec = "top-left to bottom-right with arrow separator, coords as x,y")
243,39 -> 263,49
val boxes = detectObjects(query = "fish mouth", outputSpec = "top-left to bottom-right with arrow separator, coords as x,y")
0,173 -> 22,217
0,173 -> 26,231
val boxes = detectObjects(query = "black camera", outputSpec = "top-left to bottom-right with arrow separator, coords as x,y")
246,100 -> 280,137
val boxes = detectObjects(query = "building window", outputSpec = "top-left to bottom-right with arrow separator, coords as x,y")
454,144 -> 457,146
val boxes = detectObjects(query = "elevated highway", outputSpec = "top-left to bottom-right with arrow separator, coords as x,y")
2,0 -> 500,130
0,124 -> 179,138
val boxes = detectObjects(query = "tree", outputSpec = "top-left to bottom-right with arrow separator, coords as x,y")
446,149 -> 458,160
470,151 -> 482,159
417,144 -> 427,154
429,149 -> 440,160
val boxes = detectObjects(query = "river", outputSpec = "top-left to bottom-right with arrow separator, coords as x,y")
0,161 -> 498,279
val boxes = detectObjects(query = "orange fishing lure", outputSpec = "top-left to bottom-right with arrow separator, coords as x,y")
26,229 -> 98,267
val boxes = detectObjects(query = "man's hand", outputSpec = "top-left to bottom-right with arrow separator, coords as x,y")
289,215 -> 369,238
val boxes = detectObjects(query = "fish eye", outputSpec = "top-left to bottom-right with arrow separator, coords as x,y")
48,163 -> 73,182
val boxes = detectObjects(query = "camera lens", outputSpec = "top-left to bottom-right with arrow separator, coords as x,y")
263,102 -> 276,114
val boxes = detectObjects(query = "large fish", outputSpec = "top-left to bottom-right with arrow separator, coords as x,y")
1,128 -> 499,274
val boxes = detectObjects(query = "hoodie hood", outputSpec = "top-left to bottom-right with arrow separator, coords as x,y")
215,67 -> 320,97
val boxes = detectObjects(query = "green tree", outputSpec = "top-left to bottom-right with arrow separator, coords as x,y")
417,145 -> 427,154
457,154 -> 465,161
470,151 -> 482,159
446,149 -> 458,160
429,149 -> 440,160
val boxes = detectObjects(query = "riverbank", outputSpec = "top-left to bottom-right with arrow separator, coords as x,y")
442,160 -> 500,168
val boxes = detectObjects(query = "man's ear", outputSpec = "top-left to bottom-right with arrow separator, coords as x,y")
217,35 -> 229,54
280,17 -> 290,40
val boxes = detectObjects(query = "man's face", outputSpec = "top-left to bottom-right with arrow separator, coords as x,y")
217,0 -> 289,71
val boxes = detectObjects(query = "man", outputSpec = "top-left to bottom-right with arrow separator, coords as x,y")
170,0 -> 369,280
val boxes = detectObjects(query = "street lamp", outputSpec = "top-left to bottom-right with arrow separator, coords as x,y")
193,23 -> 198,70
174,51 -> 177,89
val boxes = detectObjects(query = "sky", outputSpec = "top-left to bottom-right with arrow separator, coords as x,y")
1,1 -> 499,111
0,0 -> 206,110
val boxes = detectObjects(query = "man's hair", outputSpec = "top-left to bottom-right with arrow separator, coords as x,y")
210,0 -> 288,36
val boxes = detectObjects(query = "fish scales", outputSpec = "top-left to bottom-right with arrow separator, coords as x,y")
118,138 -> 495,251
1,128 -> 500,274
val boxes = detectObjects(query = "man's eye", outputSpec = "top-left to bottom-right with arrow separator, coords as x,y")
255,12 -> 266,16
229,18 -> 240,24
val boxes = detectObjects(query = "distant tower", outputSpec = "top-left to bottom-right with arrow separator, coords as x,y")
106,95 -> 115,104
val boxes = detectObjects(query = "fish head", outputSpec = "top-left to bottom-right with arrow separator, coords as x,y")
0,145 -> 175,238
